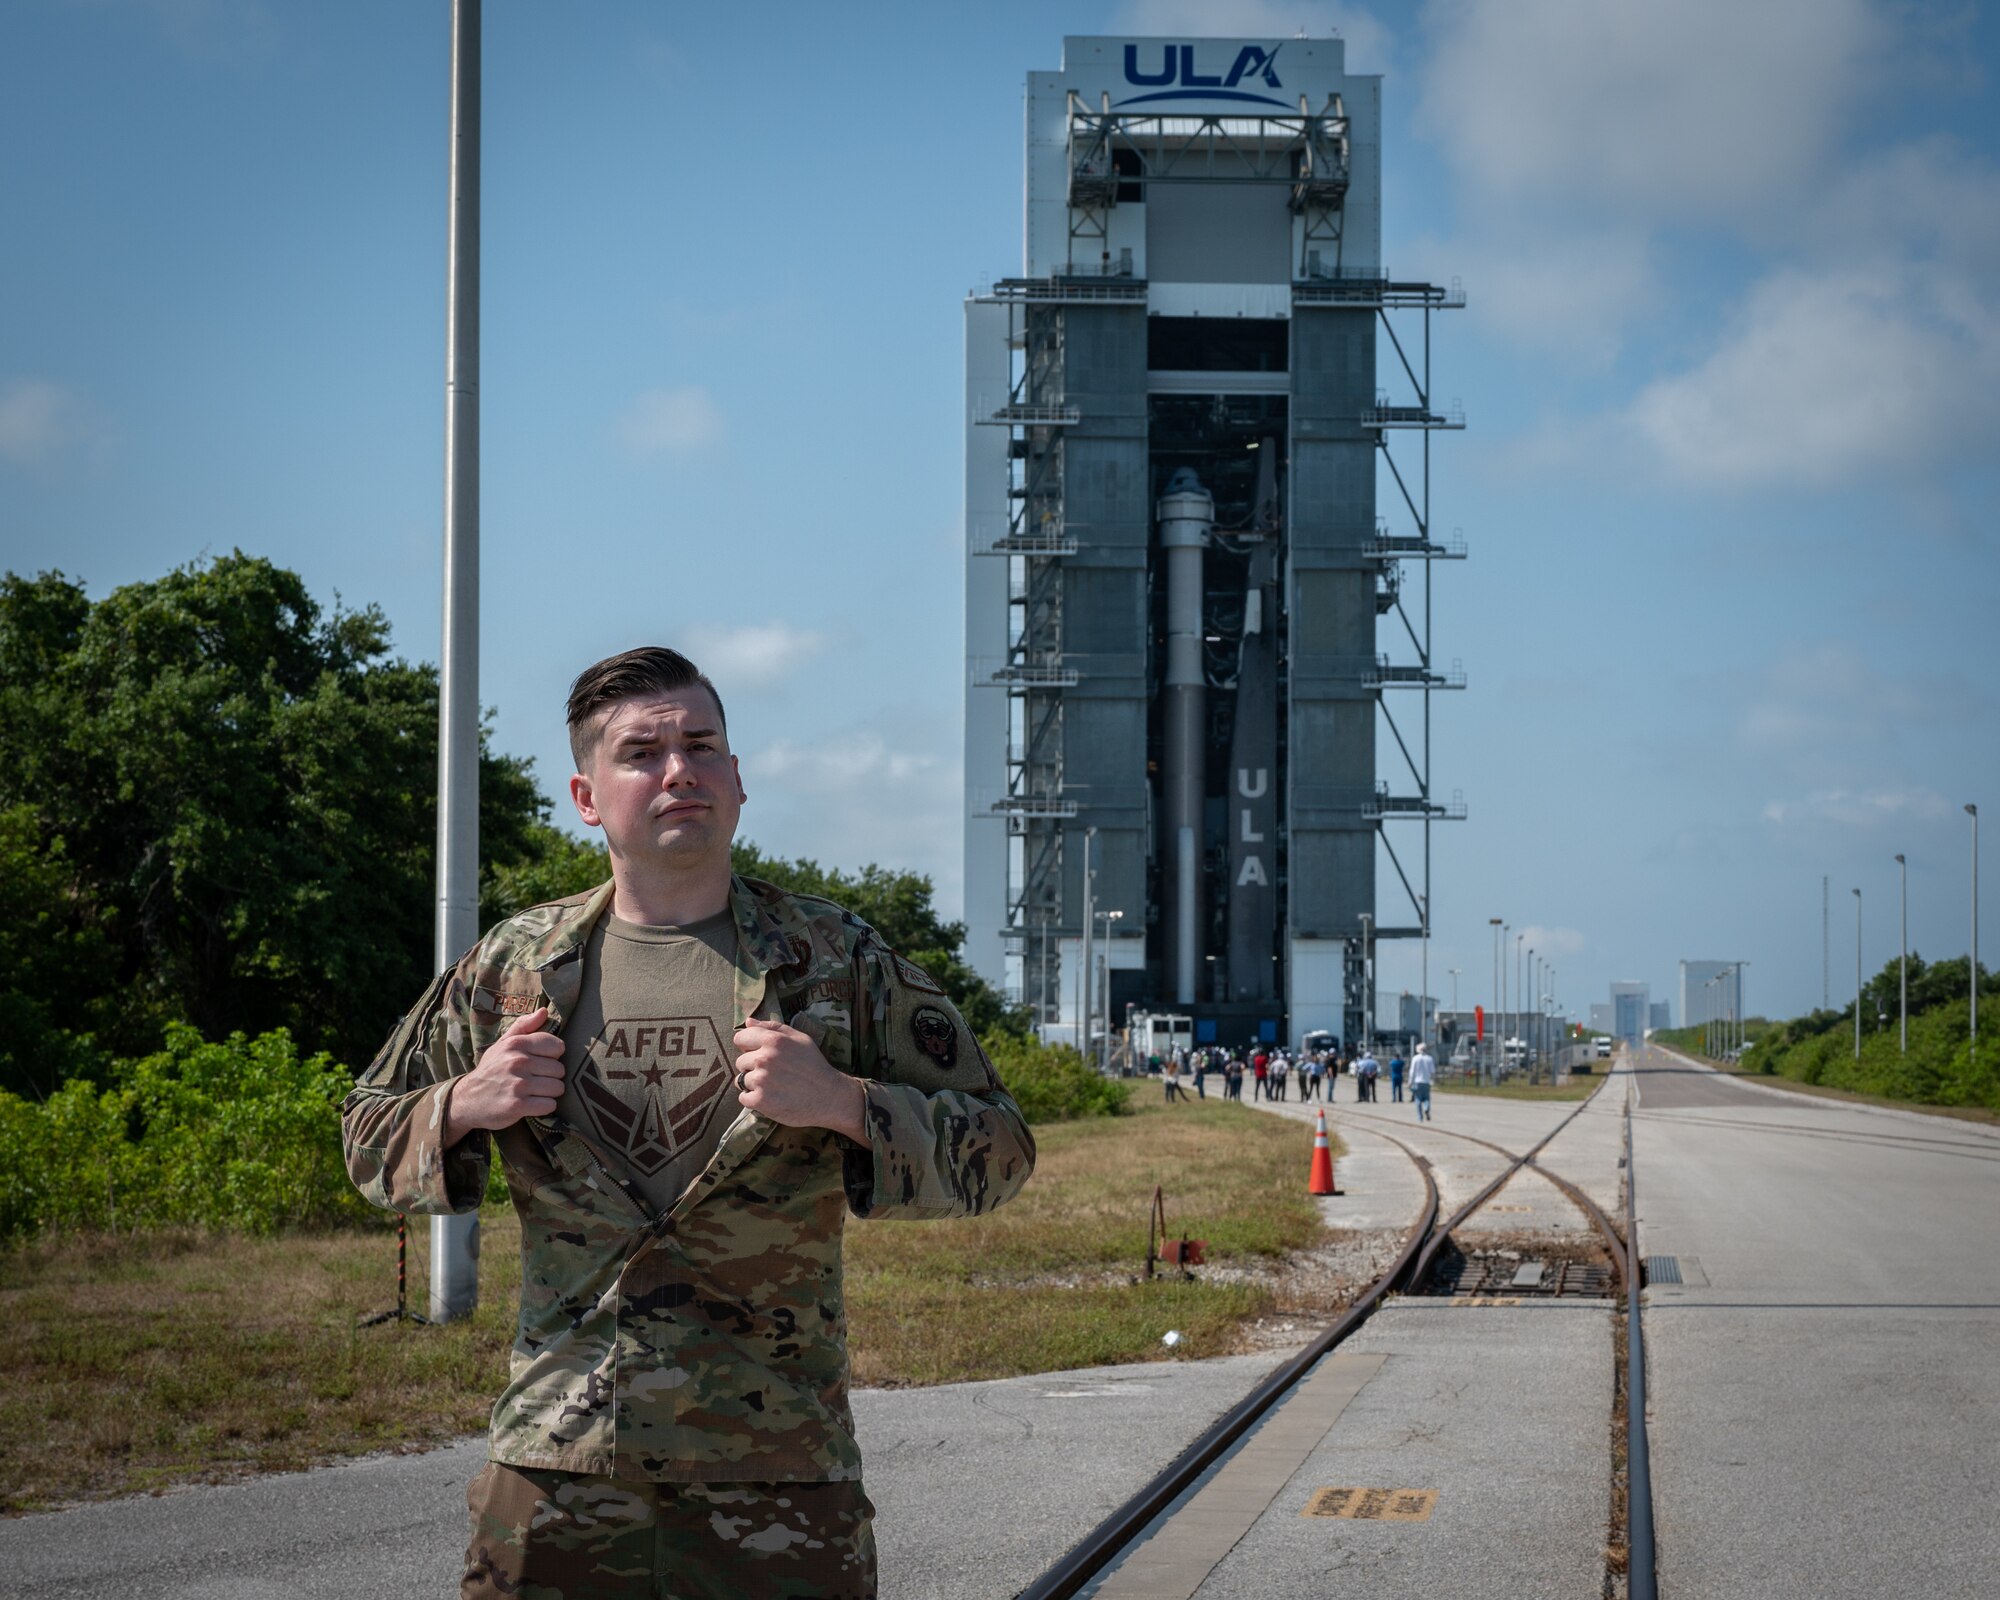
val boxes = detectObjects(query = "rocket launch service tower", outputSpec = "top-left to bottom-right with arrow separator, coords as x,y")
963,35 -> 1465,1054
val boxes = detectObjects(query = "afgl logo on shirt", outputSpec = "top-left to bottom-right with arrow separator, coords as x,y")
578,1016 -> 730,1176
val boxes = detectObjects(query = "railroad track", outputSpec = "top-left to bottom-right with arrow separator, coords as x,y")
1013,1071 -> 1660,1600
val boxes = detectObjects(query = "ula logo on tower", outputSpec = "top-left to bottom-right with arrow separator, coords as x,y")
1118,43 -> 1287,107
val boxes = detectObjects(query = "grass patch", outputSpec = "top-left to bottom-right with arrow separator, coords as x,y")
0,1211 -> 523,1514
1,1097 -> 1326,1510
845,1096 -> 1328,1385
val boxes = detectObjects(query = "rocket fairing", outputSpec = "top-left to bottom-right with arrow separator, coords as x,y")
1158,469 -> 1211,1005
1226,440 -> 1282,1002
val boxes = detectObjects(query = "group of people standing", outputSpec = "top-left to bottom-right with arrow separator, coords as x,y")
1151,1040 -> 1437,1120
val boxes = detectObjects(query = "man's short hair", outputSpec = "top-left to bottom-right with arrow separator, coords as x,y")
566,647 -> 726,770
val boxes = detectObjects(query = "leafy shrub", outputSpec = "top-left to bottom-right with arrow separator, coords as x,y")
0,1024 -> 368,1241
983,1034 -> 1129,1123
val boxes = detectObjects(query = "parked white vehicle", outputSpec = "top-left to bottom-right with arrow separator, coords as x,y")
1129,1011 -> 1193,1065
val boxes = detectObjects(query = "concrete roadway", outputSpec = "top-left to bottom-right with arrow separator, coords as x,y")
8,1057 -> 1994,1597
1631,1043 -> 2000,1598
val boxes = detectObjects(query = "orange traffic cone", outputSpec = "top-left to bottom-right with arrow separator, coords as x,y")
1309,1107 -> 1341,1195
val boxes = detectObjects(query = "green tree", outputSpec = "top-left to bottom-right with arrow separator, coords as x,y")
483,821 -> 610,923
0,556 -> 549,1086
0,804 -> 109,1097
731,842 -> 1028,1037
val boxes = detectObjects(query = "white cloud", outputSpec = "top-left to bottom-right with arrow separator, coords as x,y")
72,0 -> 279,65
1109,1 -> 1394,72
1729,644 -> 1986,808
1806,138 -> 2000,276
0,379 -> 85,467
1515,925 -> 1586,958
681,622 -> 830,695
1627,265 -> 2000,489
1761,788 -> 1954,828
619,386 -> 723,457
739,730 -> 959,899
1417,0 -> 1880,226
1418,224 -> 1656,365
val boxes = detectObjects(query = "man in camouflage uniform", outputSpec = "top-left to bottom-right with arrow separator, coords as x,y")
341,647 -> 1036,1599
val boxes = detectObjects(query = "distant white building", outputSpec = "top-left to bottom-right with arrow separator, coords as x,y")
1609,981 -> 1651,1044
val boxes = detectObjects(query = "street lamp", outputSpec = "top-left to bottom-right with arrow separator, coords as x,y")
1418,892 -> 1429,1060
1447,967 -> 1461,1013
1078,826 -> 1097,1055
1735,962 -> 1750,1057
1094,908 -> 1124,1071
1528,950 -> 1538,1071
1517,935 -> 1527,1058
1852,887 -> 1862,1060
1895,853 -> 1908,1053
1968,804 -> 1980,1044
1358,911 -> 1373,1053
1489,918 -> 1503,1084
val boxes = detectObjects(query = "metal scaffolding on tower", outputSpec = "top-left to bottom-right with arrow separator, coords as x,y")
1355,277 -> 1467,1044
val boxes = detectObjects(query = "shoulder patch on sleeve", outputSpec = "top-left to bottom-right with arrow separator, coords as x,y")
911,1005 -> 958,1068
894,953 -> 946,995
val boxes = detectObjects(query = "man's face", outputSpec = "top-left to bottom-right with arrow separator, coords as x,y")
570,688 -> 745,871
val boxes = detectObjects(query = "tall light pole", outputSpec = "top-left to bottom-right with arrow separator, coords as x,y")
1358,911 -> 1374,1052
1078,826 -> 1097,1054
1548,966 -> 1557,1072
1419,893 -> 1429,1057
430,0 -> 483,1324
1525,945 -> 1535,1065
1515,933 -> 1526,1065
1489,918 -> 1503,1083
1095,908 -> 1123,1071
1447,967 -> 1461,1014
1895,852 -> 1908,1053
1969,804 -> 1980,1044
1735,961 -> 1750,1056
1852,887 -> 1863,1060
1531,952 -> 1540,1071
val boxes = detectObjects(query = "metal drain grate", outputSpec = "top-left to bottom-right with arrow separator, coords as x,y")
1644,1255 -> 1682,1285
1430,1257 -> 1613,1298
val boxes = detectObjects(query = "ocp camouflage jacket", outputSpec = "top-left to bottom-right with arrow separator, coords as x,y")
340,876 -> 1035,1483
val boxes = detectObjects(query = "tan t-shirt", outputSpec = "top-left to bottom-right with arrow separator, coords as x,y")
558,908 -> 741,1217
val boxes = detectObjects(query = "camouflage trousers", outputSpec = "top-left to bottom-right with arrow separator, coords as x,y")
462,1462 -> 876,1600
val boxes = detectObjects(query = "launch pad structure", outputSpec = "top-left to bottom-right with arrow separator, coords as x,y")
963,36 -> 1466,1054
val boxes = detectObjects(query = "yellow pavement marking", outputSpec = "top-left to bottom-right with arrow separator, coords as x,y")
1301,1485 -> 1439,1522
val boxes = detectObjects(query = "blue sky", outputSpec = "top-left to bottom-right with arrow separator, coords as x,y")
4,0 -> 1995,1024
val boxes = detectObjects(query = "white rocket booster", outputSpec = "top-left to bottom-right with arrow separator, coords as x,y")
1158,469 -> 1211,1005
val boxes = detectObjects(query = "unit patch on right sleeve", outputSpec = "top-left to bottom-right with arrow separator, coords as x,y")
910,1005 -> 958,1069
